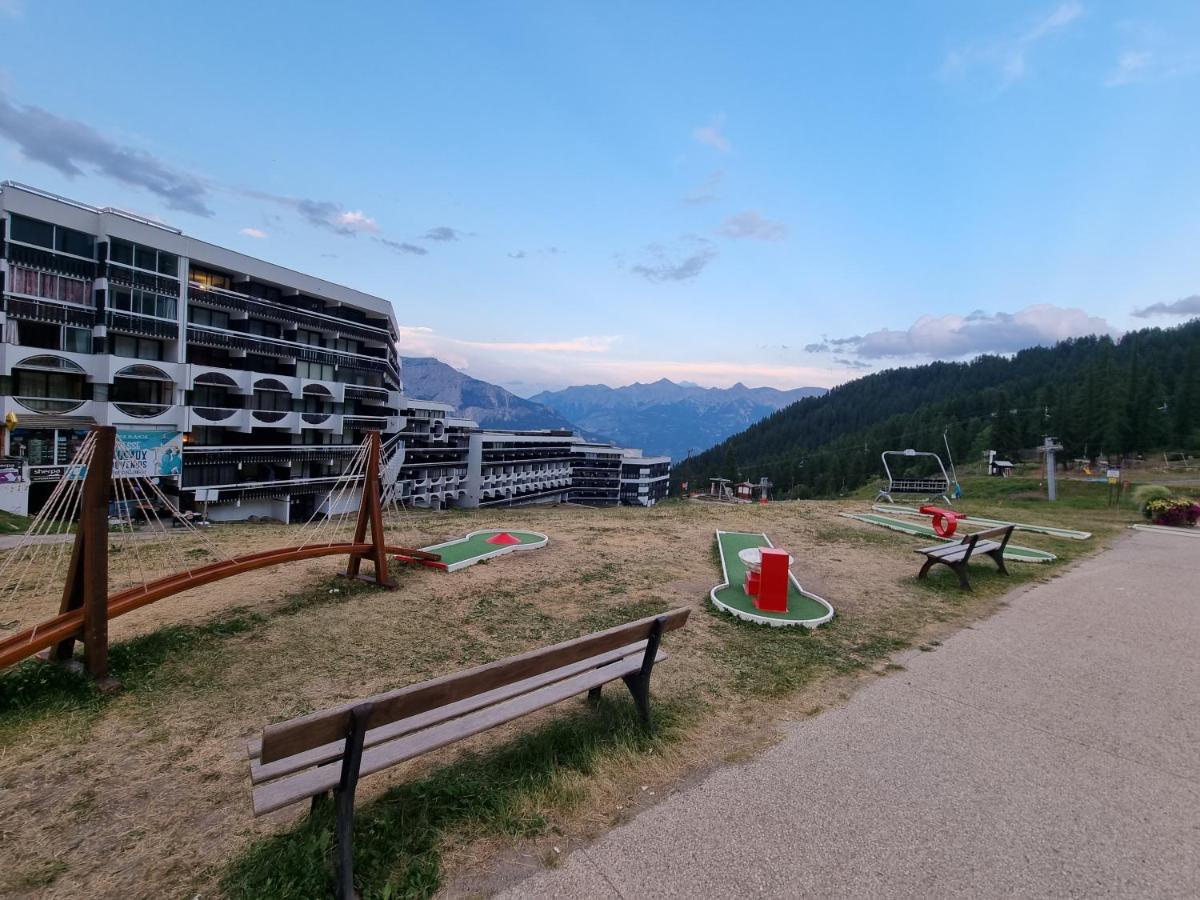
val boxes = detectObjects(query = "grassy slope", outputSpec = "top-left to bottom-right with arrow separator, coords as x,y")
0,487 -> 1136,899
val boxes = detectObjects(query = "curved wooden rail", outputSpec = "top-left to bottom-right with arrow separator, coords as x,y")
0,542 -> 438,671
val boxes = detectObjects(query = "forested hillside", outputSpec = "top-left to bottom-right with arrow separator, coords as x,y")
675,320 -> 1200,498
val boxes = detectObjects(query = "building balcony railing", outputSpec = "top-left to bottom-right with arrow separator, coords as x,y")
106,264 -> 179,295
343,384 -> 390,403
183,444 -> 361,465
186,284 -> 393,344
186,324 -> 396,376
10,395 -> 88,415
3,295 -> 96,327
105,309 -> 179,340
4,241 -> 97,279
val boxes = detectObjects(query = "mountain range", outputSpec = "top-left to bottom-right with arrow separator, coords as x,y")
675,320 -> 1200,499
531,379 -> 826,461
399,357 -> 578,432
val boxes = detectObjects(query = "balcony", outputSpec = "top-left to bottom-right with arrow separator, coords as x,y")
4,242 -> 97,279
186,324 -> 395,375
187,284 -> 394,344
97,402 -> 189,430
190,406 -> 252,431
300,412 -> 344,432
249,409 -> 300,432
105,310 -> 179,340
3,295 -> 95,328
107,264 -> 178,295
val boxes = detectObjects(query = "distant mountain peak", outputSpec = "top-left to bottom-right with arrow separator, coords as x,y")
532,379 -> 826,461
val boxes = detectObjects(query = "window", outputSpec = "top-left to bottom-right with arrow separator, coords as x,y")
334,338 -> 359,354
298,360 -> 334,381
112,376 -> 170,406
188,306 -> 230,329
110,239 -> 134,266
56,226 -> 95,258
9,267 -> 89,304
112,287 -> 177,319
296,328 -> 323,347
9,214 -> 54,248
189,267 -> 231,291
193,384 -> 231,408
246,319 -> 281,339
112,335 -> 163,360
14,368 -> 86,400
254,389 -> 293,412
63,327 -> 91,353
109,238 -> 177,276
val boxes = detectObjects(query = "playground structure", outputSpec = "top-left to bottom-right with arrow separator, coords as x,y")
920,504 -> 965,538
840,511 -> 1057,562
710,530 -> 834,627
876,504 -> 1092,541
0,427 -> 438,680
409,530 -> 549,573
875,449 -> 953,505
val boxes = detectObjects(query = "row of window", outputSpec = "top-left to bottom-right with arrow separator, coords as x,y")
111,286 -> 178,320
9,214 -> 95,258
9,266 -> 89,304
109,238 -> 178,277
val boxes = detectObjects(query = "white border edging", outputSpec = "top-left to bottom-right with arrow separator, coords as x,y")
873,504 -> 1092,540
710,530 -> 835,629
841,512 -> 1057,563
1130,523 -> 1200,539
422,529 -> 550,572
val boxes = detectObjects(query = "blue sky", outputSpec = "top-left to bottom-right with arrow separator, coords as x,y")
1,1 -> 1198,394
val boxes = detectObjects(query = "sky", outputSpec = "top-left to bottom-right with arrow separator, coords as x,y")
1,1 -> 1199,395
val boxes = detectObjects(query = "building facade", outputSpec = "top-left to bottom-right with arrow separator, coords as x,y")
0,182 -> 667,519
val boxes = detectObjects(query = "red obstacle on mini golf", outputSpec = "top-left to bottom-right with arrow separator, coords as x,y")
920,504 -> 966,538
485,532 -> 522,546
743,547 -> 791,613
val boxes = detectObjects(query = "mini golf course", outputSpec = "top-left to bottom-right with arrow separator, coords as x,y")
419,530 -> 549,572
874,505 -> 1092,540
841,513 -> 1057,562
711,530 -> 835,628
1130,523 -> 1200,539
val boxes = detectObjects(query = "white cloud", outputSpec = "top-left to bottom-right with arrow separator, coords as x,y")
818,303 -> 1117,360
718,210 -> 788,241
627,236 -> 718,283
0,0 -> 22,18
239,227 -> 267,239
693,114 -> 731,153
1103,26 -> 1200,87
943,2 -> 1083,90
682,170 -> 723,205
335,210 -> 378,234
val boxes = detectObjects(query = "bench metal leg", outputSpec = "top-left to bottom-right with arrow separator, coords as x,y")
988,550 -> 1009,576
334,701 -> 373,900
622,617 -> 664,729
587,686 -> 602,706
952,563 -> 972,591
917,558 -> 936,580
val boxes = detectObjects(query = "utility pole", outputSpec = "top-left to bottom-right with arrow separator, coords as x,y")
1041,435 -> 1064,502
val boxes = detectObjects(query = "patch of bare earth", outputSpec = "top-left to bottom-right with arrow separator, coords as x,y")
0,500 -> 1121,897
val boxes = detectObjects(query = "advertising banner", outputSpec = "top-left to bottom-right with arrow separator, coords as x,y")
0,459 -> 23,484
114,430 -> 184,479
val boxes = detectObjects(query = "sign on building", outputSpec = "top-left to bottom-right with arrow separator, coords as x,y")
114,430 -> 184,479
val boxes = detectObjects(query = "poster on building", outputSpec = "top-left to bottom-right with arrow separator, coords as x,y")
114,430 -> 184,479
0,459 -> 23,484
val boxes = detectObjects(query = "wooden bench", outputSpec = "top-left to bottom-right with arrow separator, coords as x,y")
914,525 -> 1014,590
246,607 -> 690,898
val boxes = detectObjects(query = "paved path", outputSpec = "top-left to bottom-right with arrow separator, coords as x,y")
501,530 -> 1200,898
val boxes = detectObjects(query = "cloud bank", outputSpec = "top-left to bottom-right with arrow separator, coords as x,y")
811,304 -> 1117,359
1132,294 -> 1200,318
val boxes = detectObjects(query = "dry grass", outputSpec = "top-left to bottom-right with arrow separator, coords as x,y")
0,495 -> 1130,898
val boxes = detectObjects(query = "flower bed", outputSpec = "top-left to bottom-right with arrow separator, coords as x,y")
1144,497 -> 1200,528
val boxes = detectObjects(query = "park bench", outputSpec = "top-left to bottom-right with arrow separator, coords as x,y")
245,607 -> 690,898
914,524 -> 1015,590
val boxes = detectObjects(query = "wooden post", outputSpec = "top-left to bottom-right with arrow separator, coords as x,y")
52,425 -> 115,681
344,431 -> 395,588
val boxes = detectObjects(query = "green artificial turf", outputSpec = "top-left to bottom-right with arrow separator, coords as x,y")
425,530 -> 546,566
840,513 -> 1057,562
712,531 -> 832,623
876,505 -> 1091,540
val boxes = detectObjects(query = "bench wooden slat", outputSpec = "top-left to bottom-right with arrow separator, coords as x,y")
249,641 -> 656,783
252,650 -> 654,815
258,607 -> 689,765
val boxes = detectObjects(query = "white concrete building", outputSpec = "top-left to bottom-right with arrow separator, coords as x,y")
0,182 -> 667,519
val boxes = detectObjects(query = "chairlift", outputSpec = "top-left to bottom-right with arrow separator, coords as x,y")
875,448 -> 953,505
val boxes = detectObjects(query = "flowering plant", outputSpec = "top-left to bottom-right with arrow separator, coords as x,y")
1144,497 -> 1200,528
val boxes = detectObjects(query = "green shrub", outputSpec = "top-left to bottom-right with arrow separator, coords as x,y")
1133,484 -> 1171,513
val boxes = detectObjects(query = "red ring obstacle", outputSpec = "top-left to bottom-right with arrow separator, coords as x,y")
919,504 -> 966,537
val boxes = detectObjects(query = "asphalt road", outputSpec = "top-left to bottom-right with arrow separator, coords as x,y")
500,529 -> 1200,898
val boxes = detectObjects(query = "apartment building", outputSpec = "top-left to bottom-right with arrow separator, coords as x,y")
0,182 -> 668,519
619,449 -> 671,506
